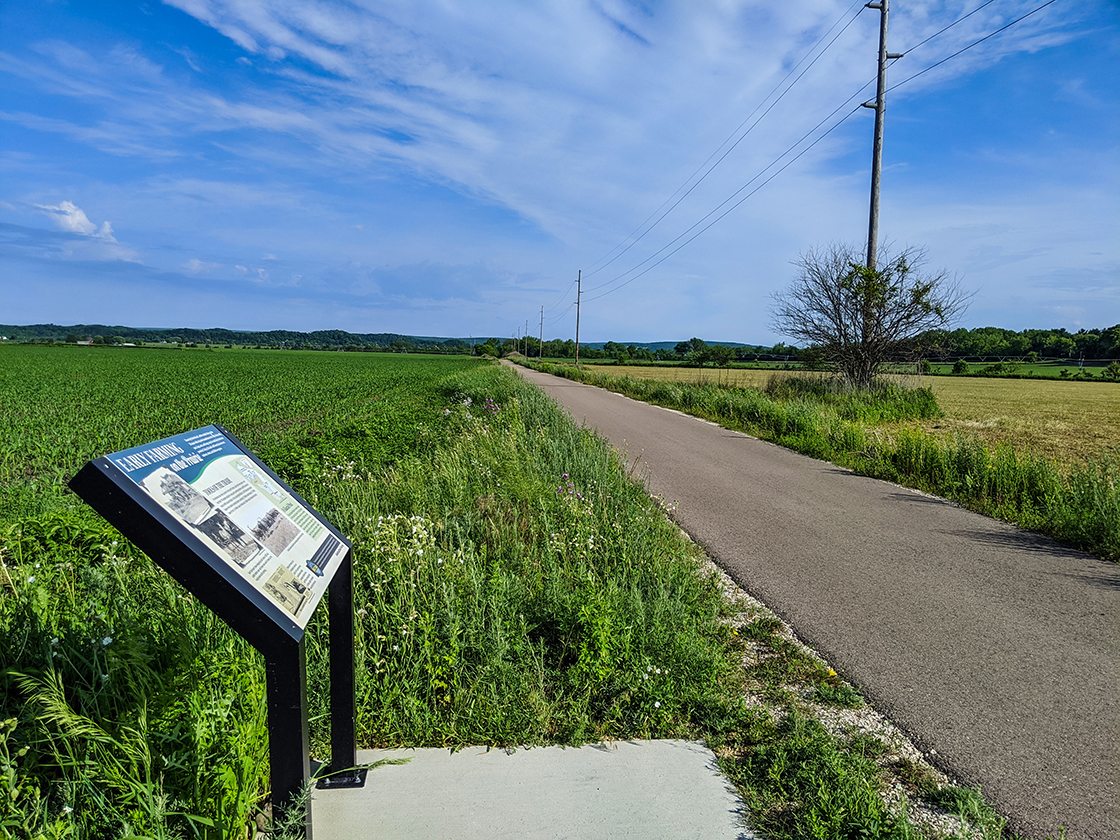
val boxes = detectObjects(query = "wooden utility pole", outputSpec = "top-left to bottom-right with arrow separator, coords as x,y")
574,270 -> 582,366
862,0 -> 901,270
539,306 -> 544,360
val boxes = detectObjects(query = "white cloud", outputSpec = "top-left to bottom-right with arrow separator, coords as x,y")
183,257 -> 220,273
36,200 -> 99,235
27,200 -> 141,262
3,2 -> 1114,337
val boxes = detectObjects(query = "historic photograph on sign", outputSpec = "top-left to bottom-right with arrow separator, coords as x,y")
145,468 -> 262,567
263,565 -> 309,617
252,508 -> 300,556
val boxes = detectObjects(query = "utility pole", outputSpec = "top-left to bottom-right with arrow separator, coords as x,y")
862,0 -> 902,270
525,320 -> 529,356
574,270 -> 582,366
539,306 -> 544,360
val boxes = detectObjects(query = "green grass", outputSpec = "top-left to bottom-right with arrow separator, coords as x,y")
521,360 -> 1119,561
0,347 -> 746,837
1,345 -> 1067,839
926,360 -> 1116,381
720,708 -> 918,840
300,371 -> 744,749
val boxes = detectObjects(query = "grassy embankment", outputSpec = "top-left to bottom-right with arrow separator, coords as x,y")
519,360 -> 1119,562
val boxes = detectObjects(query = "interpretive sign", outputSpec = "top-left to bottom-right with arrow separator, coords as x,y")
70,424 -> 365,840
104,425 -> 346,635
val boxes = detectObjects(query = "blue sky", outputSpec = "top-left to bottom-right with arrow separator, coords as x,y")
1,0 -> 1117,343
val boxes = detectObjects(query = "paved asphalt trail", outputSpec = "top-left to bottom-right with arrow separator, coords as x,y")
509,363 -> 1119,840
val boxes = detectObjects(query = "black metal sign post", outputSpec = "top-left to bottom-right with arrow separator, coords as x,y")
318,550 -> 365,789
69,424 -> 365,838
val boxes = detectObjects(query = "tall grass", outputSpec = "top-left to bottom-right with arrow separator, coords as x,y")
1,357 -> 751,837
299,369 -> 745,749
1,509 -> 271,839
522,361 -> 1119,561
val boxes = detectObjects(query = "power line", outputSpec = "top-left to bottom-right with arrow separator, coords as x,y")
900,0 -> 1002,56
545,301 -> 575,327
582,0 -> 866,281
888,0 -> 1061,94
584,75 -> 876,301
583,104 -> 865,303
581,0 -> 1064,305
543,276 -> 577,313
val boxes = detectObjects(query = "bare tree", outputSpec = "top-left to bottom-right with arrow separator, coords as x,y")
771,243 -> 970,389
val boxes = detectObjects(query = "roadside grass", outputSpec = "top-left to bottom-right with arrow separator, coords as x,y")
520,360 -> 1119,562
574,361 -> 1120,465
300,371 -> 745,749
709,582 -> 1046,840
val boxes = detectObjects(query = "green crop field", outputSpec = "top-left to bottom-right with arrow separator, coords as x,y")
0,346 -> 752,839
0,346 -> 476,511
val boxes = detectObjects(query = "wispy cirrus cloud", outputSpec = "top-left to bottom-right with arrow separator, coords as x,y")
0,1 -> 1114,337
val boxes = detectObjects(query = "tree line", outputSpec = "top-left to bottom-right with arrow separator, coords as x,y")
1,324 -> 473,354
481,335 -> 799,363
920,325 -> 1120,361
5,322 -> 1118,363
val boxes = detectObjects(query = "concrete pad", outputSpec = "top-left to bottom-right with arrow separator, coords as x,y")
311,740 -> 756,840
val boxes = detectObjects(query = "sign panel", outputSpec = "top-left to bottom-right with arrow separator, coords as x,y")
106,425 -> 346,630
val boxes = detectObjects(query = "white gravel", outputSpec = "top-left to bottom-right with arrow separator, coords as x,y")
696,550 -> 993,839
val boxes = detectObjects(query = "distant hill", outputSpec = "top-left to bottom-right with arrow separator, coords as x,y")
0,324 -> 756,351
0,323 -> 473,349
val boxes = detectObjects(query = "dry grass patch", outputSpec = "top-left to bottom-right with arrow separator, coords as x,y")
917,377 -> 1120,465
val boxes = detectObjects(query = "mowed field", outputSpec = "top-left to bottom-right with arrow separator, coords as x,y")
576,364 -> 1120,465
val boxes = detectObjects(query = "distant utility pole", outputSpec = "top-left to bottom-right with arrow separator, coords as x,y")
574,270 -> 582,366
539,306 -> 544,360
862,0 -> 902,270
525,320 -> 529,356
